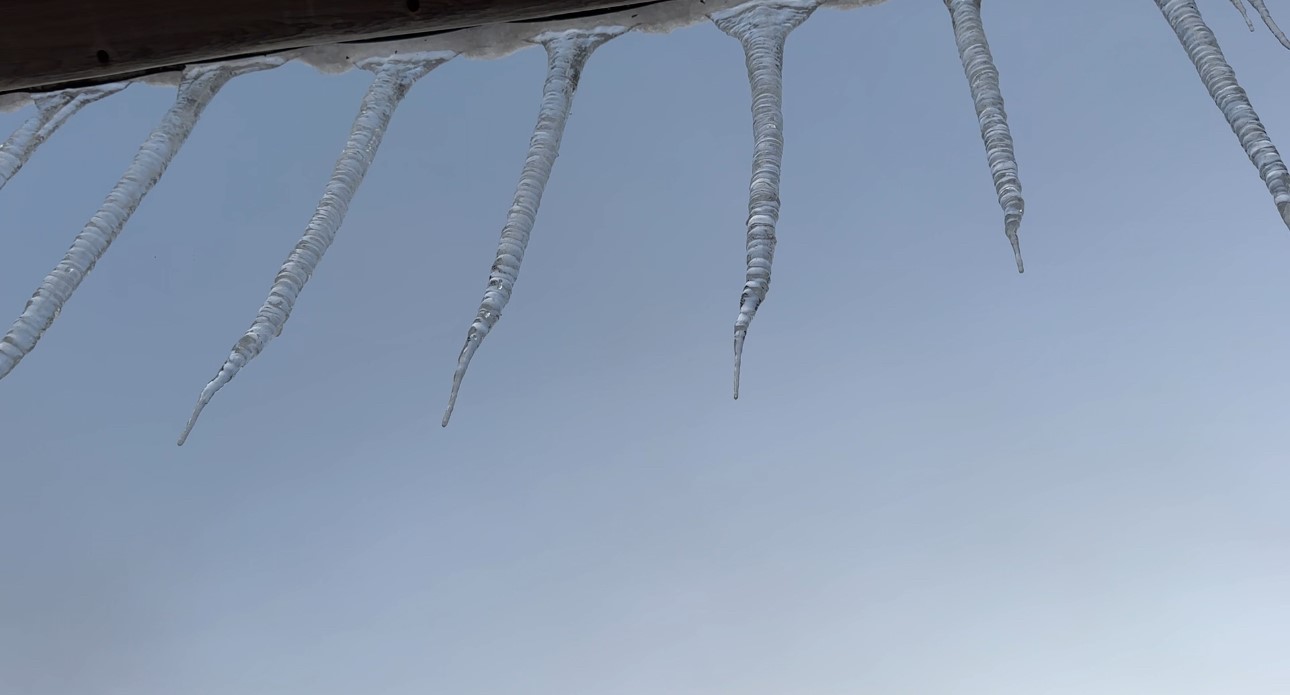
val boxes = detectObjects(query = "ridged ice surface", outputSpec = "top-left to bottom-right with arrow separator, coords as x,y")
442,27 -> 625,426
711,0 -> 818,400
945,0 -> 1024,273
5,0 -> 1290,443
0,83 -> 129,192
1157,0 -> 1290,228
0,56 -> 284,382
178,52 -> 453,446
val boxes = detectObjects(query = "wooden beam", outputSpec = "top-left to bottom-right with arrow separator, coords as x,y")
0,0 -> 654,95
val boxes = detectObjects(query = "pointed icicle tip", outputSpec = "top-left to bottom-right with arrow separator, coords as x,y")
1230,0 -> 1257,31
733,329 -> 746,400
441,28 -> 622,426
442,330 -> 483,427
1246,0 -> 1290,49
177,376 -> 224,446
1007,214 -> 1024,274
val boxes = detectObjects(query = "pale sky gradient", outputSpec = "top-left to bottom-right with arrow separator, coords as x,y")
2,1 -> 1289,693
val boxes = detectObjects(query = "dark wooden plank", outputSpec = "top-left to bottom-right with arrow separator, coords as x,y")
0,0 -> 651,94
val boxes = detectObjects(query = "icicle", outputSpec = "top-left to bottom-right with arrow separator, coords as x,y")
0,56 -> 284,383
944,0 -> 1025,274
1245,0 -> 1290,49
1156,0 -> 1290,228
0,83 -> 129,192
710,0 -> 818,401
178,52 -> 453,446
442,27 -> 625,426
1230,0 -> 1257,31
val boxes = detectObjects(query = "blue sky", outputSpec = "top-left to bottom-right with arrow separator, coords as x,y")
2,1 -> 1289,692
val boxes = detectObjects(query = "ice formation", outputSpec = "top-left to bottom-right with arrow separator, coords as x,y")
1157,0 -> 1290,227
1231,0 -> 1258,29
1234,0 -> 1290,48
711,0 -> 818,400
0,83 -> 129,191
0,56 -> 284,382
944,0 -> 1024,274
0,0 -> 1288,442
441,27 -> 625,426
178,52 -> 454,446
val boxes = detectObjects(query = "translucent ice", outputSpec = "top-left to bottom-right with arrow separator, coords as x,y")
944,0 -> 1025,273
0,83 -> 129,192
1237,0 -> 1290,48
1156,0 -> 1290,228
1229,0 -> 1257,31
442,27 -> 625,426
0,56 -> 284,382
178,52 -> 454,446
710,0 -> 818,399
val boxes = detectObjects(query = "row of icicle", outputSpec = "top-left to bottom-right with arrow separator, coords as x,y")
0,0 -> 1286,444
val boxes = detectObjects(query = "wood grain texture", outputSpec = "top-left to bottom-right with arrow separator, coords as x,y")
0,0 -> 651,94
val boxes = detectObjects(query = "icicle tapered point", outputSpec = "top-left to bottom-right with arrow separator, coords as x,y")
178,52 -> 453,446
0,56 -> 284,385
442,27 -> 624,427
711,0 -> 819,401
1156,0 -> 1290,231
1229,0 -> 1257,31
944,0 -> 1025,274
1241,0 -> 1290,49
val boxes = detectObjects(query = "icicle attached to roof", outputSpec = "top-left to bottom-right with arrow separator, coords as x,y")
1156,0 -> 1290,228
0,56 -> 284,382
178,52 -> 454,446
944,0 -> 1025,273
0,82 -> 130,192
710,0 -> 818,400
442,26 -> 626,426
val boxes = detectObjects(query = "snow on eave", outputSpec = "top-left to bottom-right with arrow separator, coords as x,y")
300,0 -> 887,68
0,0 -> 887,112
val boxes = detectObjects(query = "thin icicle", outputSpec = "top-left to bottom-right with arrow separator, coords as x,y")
0,83 -> 129,191
711,0 -> 818,401
1156,0 -> 1290,228
0,56 -> 284,383
442,27 -> 625,426
945,0 -> 1024,274
178,52 -> 453,446
1245,0 -> 1290,49
1230,0 -> 1257,31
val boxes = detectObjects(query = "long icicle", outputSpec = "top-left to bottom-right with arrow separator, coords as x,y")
1230,0 -> 1257,31
945,0 -> 1025,273
0,83 -> 129,192
0,56 -> 284,382
1156,0 -> 1290,228
178,52 -> 453,446
711,0 -> 818,400
442,27 -> 625,426
1245,0 -> 1290,49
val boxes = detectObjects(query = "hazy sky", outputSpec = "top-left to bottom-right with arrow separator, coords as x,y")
2,1 -> 1289,693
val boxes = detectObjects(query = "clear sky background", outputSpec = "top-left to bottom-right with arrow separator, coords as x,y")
2,0 -> 1289,693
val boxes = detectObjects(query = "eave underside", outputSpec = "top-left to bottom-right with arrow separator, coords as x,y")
0,0 -> 664,94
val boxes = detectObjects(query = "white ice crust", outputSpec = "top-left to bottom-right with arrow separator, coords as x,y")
0,0 -> 887,113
